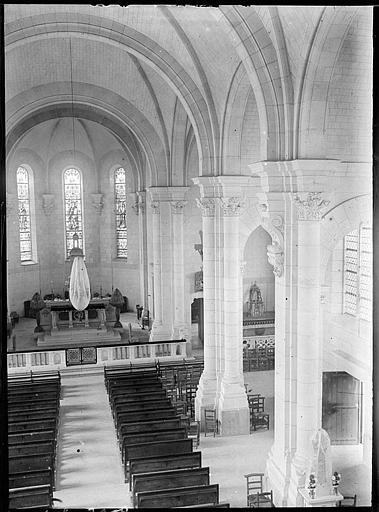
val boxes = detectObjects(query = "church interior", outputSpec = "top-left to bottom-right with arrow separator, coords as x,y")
4,4 -> 373,509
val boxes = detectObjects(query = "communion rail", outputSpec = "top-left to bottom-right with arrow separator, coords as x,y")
7,340 -> 189,373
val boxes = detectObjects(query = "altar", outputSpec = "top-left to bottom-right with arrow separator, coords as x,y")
45,298 -> 110,331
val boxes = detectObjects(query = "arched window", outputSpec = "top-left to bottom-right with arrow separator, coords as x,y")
343,224 -> 372,321
16,166 -> 34,262
114,167 -> 127,258
63,168 -> 84,259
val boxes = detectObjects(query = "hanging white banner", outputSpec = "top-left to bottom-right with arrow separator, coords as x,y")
69,256 -> 91,311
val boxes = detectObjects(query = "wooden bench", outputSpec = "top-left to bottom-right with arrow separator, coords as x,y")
108,381 -> 163,392
132,467 -> 210,505
8,408 -> 59,423
7,391 -> 60,403
9,454 -> 54,473
9,440 -> 56,458
124,438 -> 193,480
116,407 -> 178,426
177,503 -> 230,508
129,448 -> 202,490
8,430 -> 56,445
136,483 -> 219,508
119,417 -> 182,437
114,399 -> 173,419
8,419 -> 58,434
8,397 -> 60,408
111,390 -> 168,407
121,428 -> 187,462
8,484 -> 52,509
8,401 -> 59,413
9,469 -> 53,490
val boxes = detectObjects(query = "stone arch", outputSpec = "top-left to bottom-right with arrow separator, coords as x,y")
297,6 -> 360,158
99,150 -> 140,195
221,63 -> 260,175
216,6 -> 292,161
5,12 -> 215,176
320,194 -> 371,282
6,84 -> 166,188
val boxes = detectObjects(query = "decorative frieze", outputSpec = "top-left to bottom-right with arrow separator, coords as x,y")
196,197 -> 216,217
170,200 -> 187,214
293,192 -> 330,221
267,242 -> 284,278
220,197 -> 245,216
42,194 -> 55,216
90,193 -> 104,215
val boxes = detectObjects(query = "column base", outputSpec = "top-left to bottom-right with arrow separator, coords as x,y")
149,323 -> 172,342
217,380 -> 250,436
265,446 -> 291,507
195,373 -> 218,431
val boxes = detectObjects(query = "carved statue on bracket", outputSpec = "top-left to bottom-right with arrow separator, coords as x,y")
267,241 -> 284,278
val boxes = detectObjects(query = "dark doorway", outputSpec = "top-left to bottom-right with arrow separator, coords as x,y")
191,298 -> 204,344
322,371 -> 362,445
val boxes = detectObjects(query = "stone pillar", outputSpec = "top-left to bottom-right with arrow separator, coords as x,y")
171,200 -> 189,340
149,200 -> 165,340
287,192 -> 329,506
194,197 -> 218,426
136,191 -> 149,309
217,195 -> 250,436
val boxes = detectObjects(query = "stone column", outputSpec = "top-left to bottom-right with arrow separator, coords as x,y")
194,197 -> 218,426
217,196 -> 250,436
171,200 -> 189,340
288,192 -> 329,506
136,191 -> 148,309
149,200 -> 165,340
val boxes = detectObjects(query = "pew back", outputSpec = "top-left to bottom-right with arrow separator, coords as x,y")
136,483 -> 219,508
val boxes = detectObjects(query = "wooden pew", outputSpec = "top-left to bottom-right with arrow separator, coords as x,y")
8,430 -> 56,445
121,428 -> 187,462
124,439 -> 193,480
8,419 -> 57,434
116,407 -> 178,425
9,454 -> 54,473
111,390 -> 168,407
132,467 -> 210,505
8,484 -> 52,509
119,417 -> 182,437
8,408 -> 59,423
9,469 -> 53,490
129,443 -> 202,490
114,399 -> 173,419
9,440 -> 56,457
136,483 -> 219,508
108,383 -> 163,396
8,401 -> 59,413
8,397 -> 60,408
8,391 -> 60,403
177,503 -> 230,508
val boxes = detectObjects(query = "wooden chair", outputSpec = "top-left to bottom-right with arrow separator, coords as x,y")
244,473 -> 264,507
338,495 -> 357,507
249,396 -> 269,432
250,490 -> 274,508
187,420 -> 200,449
204,409 -> 218,437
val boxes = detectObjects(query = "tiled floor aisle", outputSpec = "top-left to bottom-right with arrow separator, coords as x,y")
53,369 -> 132,509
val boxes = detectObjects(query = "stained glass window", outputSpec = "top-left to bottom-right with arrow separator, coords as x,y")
17,166 -> 32,261
343,224 -> 372,321
64,168 -> 83,258
114,167 -> 127,258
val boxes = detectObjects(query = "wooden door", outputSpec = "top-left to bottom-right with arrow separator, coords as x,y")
322,371 -> 362,444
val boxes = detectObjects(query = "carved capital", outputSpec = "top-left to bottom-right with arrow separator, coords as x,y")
196,198 -> 216,217
293,192 -> 330,221
220,197 -> 245,216
91,193 -> 104,214
150,201 -> 160,214
267,242 -> 284,278
170,200 -> 187,214
42,194 -> 55,216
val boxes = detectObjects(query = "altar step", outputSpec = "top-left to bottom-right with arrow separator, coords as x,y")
37,328 -> 121,348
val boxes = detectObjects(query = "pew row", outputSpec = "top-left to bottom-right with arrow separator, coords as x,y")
136,483 -> 219,508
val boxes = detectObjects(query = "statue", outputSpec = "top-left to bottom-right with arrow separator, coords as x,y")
305,429 -> 334,499
248,281 -> 264,317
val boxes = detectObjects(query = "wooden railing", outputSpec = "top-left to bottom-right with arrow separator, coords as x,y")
7,340 -> 189,373
243,335 -> 275,349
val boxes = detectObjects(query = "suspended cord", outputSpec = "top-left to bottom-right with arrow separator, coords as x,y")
69,37 -> 76,157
